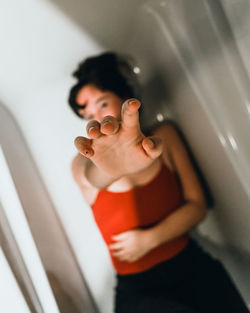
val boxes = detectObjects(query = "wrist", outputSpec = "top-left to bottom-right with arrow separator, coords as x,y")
144,228 -> 160,251
85,160 -> 119,189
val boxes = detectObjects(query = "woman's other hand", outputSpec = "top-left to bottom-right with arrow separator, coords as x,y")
109,229 -> 155,262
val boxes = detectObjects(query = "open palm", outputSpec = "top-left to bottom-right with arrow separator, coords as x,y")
74,99 -> 162,179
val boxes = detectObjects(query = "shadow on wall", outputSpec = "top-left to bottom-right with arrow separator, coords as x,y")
48,0 -> 247,53
48,0 -> 145,49
47,271 -> 81,313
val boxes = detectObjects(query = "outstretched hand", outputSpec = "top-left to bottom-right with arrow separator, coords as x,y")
74,99 -> 163,180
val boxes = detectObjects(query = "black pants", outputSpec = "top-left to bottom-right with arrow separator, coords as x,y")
114,240 -> 249,313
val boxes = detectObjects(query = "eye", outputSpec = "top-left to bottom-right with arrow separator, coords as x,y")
101,102 -> 108,109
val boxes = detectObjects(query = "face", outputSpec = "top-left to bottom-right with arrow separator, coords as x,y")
76,84 -> 123,122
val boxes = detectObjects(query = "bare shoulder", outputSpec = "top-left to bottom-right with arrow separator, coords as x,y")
153,122 -> 180,144
153,122 -> 189,158
71,153 -> 98,205
71,153 -> 87,184
152,122 -> 182,172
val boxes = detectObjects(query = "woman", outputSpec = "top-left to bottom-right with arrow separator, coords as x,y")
69,52 -> 248,313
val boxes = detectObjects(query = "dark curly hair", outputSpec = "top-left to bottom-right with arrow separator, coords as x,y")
68,52 -> 140,118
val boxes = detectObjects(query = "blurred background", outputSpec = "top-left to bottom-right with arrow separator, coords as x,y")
0,0 -> 250,312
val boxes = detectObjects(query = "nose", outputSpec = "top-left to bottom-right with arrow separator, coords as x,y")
94,112 -> 103,123
95,110 -> 112,123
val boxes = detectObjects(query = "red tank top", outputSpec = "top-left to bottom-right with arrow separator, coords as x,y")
91,162 -> 189,275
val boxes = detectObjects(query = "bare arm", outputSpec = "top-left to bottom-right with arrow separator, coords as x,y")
147,124 -> 207,249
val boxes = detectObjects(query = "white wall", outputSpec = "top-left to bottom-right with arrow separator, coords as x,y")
0,1 -> 115,312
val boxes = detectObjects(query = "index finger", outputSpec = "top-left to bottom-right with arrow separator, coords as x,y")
121,99 -> 141,129
109,243 -> 122,251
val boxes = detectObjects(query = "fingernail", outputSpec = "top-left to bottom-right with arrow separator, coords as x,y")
128,99 -> 136,104
102,121 -> 111,127
148,139 -> 154,148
